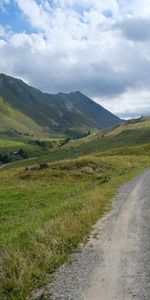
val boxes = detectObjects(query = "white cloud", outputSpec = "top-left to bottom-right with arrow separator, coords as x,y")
15,0 -> 51,32
0,0 -> 150,117
96,88 -> 150,118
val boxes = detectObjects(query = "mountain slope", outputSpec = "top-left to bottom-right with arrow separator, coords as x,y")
0,73 -> 121,135
0,97 -> 43,135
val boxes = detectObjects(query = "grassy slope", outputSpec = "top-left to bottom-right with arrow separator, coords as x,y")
0,97 -> 44,136
0,97 -> 52,157
0,96 -> 65,158
0,97 -> 65,157
1,117 -> 150,299
0,134 -> 66,160
4,116 -> 150,170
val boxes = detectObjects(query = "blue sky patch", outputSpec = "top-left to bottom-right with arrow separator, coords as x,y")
0,2 -> 33,34
102,9 -> 113,18
73,3 -> 92,16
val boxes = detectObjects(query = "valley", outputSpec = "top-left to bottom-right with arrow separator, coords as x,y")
0,75 -> 150,300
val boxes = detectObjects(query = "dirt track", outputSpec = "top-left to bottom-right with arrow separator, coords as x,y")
33,170 -> 150,300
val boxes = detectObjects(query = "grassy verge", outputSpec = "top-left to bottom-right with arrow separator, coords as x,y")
0,154 -> 150,299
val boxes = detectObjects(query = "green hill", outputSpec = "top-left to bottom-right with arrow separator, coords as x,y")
1,115 -> 150,300
58,115 -> 150,158
2,115 -> 150,168
1,106 -> 150,299
0,73 -> 121,137
0,97 -> 43,136
24,115 -> 150,165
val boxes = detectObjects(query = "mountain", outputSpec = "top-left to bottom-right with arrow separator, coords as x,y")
0,73 -> 121,136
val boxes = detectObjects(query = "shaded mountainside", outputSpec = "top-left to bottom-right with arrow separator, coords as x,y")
0,73 -> 121,135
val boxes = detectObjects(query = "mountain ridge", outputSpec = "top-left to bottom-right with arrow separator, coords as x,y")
0,73 -> 121,136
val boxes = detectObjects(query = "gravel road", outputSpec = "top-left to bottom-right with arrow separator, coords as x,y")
32,170 -> 150,300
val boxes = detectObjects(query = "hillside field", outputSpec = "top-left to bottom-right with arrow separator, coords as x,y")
2,116 -> 150,169
1,117 -> 150,299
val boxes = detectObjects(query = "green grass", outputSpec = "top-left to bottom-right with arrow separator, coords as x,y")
0,136 -> 46,159
4,139 -> 150,172
37,137 -> 66,142
1,117 -> 150,299
0,97 -> 44,136
0,138 -> 25,147
1,153 -> 150,299
1,116 -> 150,170
0,135 -> 66,165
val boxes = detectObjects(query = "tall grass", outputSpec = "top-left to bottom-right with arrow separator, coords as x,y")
0,154 -> 150,299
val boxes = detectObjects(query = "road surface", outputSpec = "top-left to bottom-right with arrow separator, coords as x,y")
32,170 -> 150,300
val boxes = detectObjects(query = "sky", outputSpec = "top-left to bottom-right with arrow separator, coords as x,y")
0,1 -> 150,118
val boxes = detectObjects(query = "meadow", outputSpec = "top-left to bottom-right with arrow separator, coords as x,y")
0,134 -> 66,166
1,117 -> 150,299
1,117 -> 150,168
1,152 -> 150,299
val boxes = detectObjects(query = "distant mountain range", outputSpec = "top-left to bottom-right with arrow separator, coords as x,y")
0,73 -> 121,137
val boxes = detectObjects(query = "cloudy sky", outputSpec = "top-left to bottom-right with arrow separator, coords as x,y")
0,0 -> 150,118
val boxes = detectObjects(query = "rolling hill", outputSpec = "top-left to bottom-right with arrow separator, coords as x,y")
0,73 -> 121,137
1,113 -> 150,300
